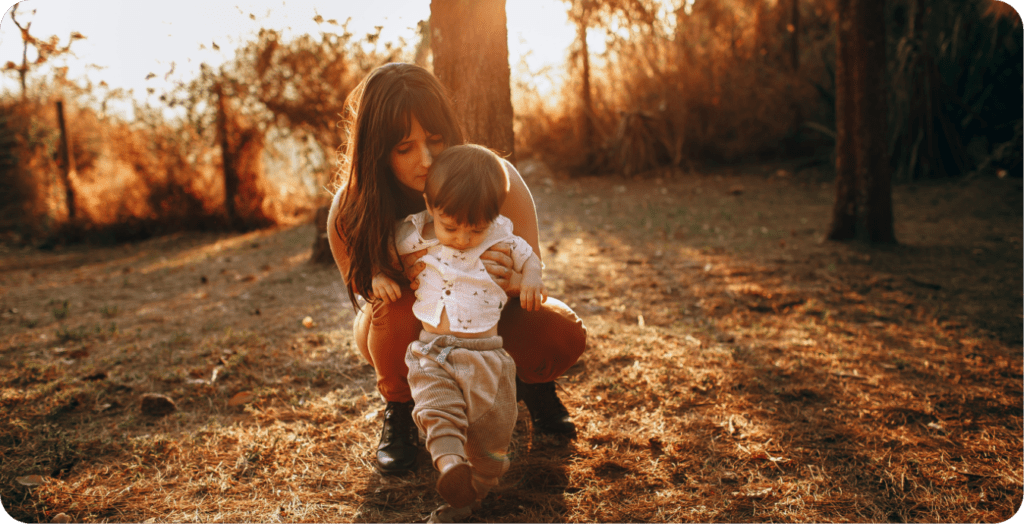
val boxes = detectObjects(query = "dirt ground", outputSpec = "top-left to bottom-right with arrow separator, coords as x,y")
1,165 -> 1021,522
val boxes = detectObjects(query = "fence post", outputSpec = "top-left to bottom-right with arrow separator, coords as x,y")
56,100 -> 76,221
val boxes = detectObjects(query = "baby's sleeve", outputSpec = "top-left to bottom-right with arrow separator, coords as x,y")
394,218 -> 418,255
508,235 -> 539,273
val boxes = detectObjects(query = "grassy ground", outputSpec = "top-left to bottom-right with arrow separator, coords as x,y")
1,165 -> 1021,522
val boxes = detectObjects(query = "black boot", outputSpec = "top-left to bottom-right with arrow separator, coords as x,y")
516,378 -> 577,438
376,400 -> 418,474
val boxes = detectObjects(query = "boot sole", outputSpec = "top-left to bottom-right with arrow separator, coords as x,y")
435,462 -> 476,509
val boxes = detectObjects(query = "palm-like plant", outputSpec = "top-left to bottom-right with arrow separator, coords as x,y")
888,0 -> 1022,180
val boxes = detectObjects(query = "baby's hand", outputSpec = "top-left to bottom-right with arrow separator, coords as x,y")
520,274 -> 547,312
372,273 -> 402,304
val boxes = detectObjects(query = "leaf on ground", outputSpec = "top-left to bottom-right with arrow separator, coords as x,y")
16,475 -> 45,487
228,391 -> 255,407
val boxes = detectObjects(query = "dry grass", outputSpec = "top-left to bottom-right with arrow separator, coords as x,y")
514,0 -> 838,176
0,91 -> 316,246
1,165 -> 1021,522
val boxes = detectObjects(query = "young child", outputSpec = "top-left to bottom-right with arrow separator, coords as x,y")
371,144 -> 547,521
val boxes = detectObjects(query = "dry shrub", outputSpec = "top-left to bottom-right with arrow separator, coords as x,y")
516,0 -> 839,177
66,106 -> 227,241
888,0 -> 1022,180
513,87 -> 583,173
0,97 -> 67,239
0,88 -> 316,244
0,92 -> 220,242
219,25 -> 400,195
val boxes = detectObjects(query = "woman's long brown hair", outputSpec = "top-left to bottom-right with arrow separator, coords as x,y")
334,63 -> 464,309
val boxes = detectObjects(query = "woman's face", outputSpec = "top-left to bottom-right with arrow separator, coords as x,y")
389,115 -> 445,193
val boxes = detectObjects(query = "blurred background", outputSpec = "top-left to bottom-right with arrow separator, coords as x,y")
0,0 -> 1020,245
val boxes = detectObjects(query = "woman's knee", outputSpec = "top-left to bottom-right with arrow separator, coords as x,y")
500,297 -> 588,382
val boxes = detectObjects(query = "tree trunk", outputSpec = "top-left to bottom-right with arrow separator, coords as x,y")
55,100 -> 76,221
215,81 -> 240,229
827,0 -> 895,244
853,0 -> 895,243
577,8 -> 596,168
827,0 -> 857,240
430,0 -> 516,162
310,205 -> 334,264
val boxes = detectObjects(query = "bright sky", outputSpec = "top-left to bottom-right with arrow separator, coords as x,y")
0,0 -> 578,109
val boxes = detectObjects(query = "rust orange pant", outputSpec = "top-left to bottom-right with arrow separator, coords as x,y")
353,285 -> 588,402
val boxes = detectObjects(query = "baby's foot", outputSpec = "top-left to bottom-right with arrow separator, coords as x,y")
426,500 -> 481,523
436,459 -> 476,509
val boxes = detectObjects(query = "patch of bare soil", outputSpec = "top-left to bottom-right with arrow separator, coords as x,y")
1,166 -> 1020,523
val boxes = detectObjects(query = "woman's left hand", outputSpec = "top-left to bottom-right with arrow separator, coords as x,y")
481,242 -> 521,295
400,249 -> 428,290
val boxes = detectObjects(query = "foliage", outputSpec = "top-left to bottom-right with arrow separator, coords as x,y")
518,0 -> 836,177
163,20 -> 405,196
0,16 -> 408,243
517,0 -> 1022,181
888,0 -> 1022,180
0,86 -> 228,243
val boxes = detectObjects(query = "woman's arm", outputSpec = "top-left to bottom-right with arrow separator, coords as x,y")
330,188 -> 428,295
501,161 -> 542,261
482,161 -> 541,295
326,189 -> 357,291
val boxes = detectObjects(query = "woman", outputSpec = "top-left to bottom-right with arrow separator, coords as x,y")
327,62 -> 587,474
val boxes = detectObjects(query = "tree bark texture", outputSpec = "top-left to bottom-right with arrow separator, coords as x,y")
852,0 -> 895,243
827,0 -> 857,240
827,0 -> 896,244
430,0 -> 516,162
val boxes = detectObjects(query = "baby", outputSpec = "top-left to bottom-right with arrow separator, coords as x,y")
372,144 -> 546,521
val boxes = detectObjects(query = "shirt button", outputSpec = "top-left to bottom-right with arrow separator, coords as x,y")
445,290 -> 451,295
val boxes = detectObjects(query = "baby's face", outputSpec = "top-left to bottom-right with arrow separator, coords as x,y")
429,208 -> 491,251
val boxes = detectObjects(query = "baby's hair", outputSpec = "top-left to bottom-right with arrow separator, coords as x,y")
425,144 -> 510,226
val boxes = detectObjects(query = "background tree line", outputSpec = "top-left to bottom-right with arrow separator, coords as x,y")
0,0 -> 1019,246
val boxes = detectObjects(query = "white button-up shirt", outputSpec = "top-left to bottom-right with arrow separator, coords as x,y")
395,211 -> 535,333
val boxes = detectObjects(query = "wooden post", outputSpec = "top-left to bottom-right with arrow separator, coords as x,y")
215,81 -> 239,229
55,100 -> 76,221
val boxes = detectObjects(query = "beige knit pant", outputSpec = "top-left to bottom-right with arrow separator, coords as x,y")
406,330 -> 518,496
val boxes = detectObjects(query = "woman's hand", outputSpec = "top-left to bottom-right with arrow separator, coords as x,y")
481,242 -> 522,295
372,273 -> 402,304
400,249 -> 428,290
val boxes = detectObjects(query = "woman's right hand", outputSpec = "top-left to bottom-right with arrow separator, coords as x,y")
400,249 -> 428,290
481,242 -> 522,295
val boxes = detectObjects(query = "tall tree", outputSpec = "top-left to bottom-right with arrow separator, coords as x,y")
568,0 -> 597,169
214,80 -> 240,230
430,0 -> 516,162
827,0 -> 896,244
